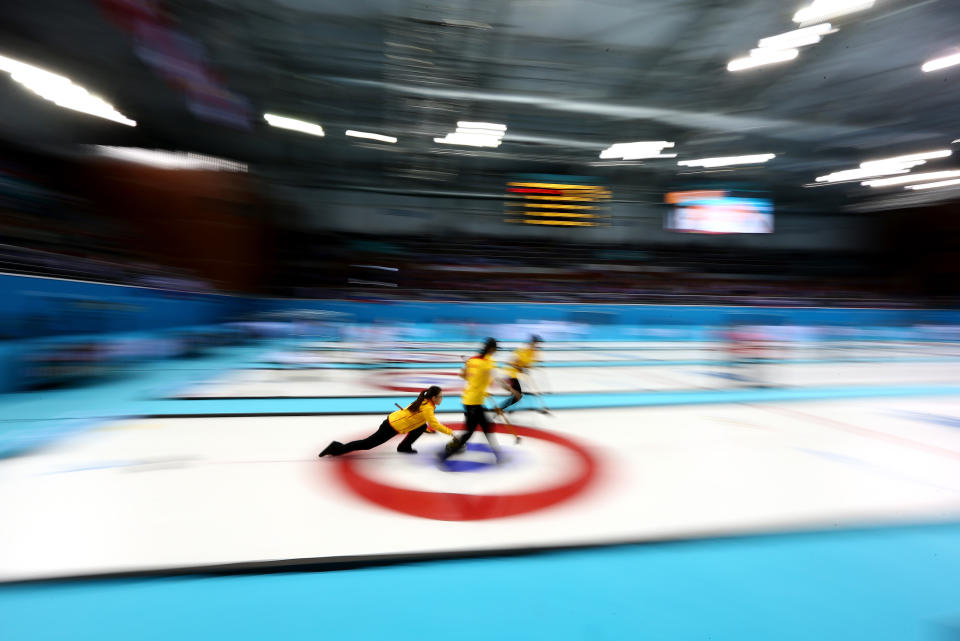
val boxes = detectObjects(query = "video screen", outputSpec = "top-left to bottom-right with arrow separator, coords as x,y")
665,190 -> 773,234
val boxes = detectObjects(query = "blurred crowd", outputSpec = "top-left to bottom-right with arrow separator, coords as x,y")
0,166 -> 211,292
0,160 -> 947,308
0,199 -> 943,307
272,232 -> 924,308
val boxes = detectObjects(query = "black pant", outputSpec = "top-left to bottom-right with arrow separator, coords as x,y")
441,405 -> 498,459
329,419 -> 426,455
499,377 -> 523,411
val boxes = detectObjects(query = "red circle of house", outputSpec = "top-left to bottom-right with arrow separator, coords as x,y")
333,422 -> 599,521
369,370 -> 466,393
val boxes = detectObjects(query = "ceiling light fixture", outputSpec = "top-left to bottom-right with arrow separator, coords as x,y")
93,146 -> 246,171
264,113 -> 325,136
433,133 -> 501,147
0,54 -> 135,126
435,121 -> 507,147
815,166 -> 914,183
727,48 -> 799,72
456,121 -> 506,131
862,170 -> 960,187
815,150 -> 953,183
345,130 -> 397,143
861,149 -> 952,166
678,154 -> 776,168
922,52 -> 960,73
599,141 -> 676,160
793,0 -> 875,24
758,23 -> 834,50
904,178 -> 960,190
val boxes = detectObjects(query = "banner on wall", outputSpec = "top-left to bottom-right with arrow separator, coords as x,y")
98,0 -> 251,129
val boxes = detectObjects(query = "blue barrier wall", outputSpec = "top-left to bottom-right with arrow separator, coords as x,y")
2,271 -> 960,392
2,270 -> 959,339
0,273 -> 253,339
0,274 -> 256,392
0,271 -> 959,393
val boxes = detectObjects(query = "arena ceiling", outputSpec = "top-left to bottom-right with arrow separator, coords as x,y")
0,0 -> 958,212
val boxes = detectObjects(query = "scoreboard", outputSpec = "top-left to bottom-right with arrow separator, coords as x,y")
506,175 -> 612,226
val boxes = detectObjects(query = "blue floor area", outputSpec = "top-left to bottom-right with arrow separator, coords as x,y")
2,521 -> 959,641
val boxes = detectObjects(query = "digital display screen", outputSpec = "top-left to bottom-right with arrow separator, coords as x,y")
665,190 -> 773,234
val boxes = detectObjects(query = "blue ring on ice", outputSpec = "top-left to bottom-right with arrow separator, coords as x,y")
440,442 -> 498,472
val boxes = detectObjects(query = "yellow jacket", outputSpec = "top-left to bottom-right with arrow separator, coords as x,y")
388,400 -> 452,436
505,346 -> 538,378
461,354 -> 497,405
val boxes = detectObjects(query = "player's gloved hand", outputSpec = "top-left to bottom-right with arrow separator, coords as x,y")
445,438 -> 460,454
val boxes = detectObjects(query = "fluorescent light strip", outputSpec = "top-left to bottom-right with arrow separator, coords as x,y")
816,167 -> 912,183
434,134 -> 501,147
861,150 -> 952,166
599,141 -> 675,160
758,23 -> 833,50
0,54 -> 135,126
729,22 -> 836,75
345,130 -> 397,143
264,113 -> 325,136
454,127 -> 506,138
678,154 -> 775,168
793,0 -> 874,24
435,121 -> 507,147
622,153 -> 678,160
815,150 -> 953,183
922,53 -> 960,73
94,146 -> 247,171
863,170 -> 960,187
727,48 -> 799,72
904,178 -> 960,190
603,141 -> 674,149
456,121 -> 506,131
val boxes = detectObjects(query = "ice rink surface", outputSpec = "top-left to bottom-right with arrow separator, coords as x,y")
3,340 -> 960,582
